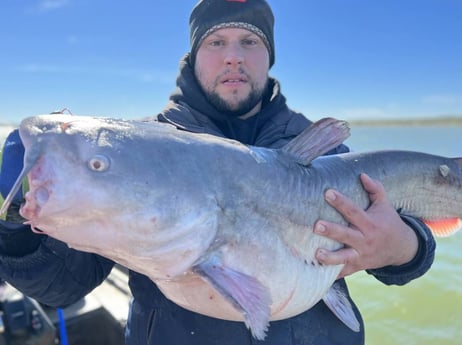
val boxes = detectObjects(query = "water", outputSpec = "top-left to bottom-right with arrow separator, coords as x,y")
344,125 -> 462,345
0,124 -> 461,344
0,126 -> 15,145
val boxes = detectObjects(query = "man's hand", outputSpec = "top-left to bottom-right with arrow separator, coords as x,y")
314,173 -> 419,279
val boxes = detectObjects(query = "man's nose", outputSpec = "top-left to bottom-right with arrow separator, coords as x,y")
224,42 -> 244,66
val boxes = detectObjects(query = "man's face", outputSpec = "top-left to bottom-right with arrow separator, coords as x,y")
194,28 -> 270,118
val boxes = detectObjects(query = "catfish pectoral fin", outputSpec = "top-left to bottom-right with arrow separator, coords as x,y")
194,255 -> 272,340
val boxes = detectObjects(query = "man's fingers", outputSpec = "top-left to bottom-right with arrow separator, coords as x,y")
316,247 -> 359,267
324,189 -> 367,226
314,221 -> 362,246
360,173 -> 386,204
316,247 -> 361,278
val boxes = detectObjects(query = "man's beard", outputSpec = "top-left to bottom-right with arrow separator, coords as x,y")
204,81 -> 267,118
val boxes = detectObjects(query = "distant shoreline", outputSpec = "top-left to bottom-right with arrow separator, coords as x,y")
347,116 -> 462,127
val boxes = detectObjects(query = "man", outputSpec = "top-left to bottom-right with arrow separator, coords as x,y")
0,0 -> 435,344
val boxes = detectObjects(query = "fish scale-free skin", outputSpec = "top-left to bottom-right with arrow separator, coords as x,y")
2,115 -> 461,340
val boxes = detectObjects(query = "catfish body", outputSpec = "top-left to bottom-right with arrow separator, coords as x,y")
1,115 -> 461,339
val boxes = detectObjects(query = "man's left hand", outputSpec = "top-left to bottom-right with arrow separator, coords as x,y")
314,173 -> 419,279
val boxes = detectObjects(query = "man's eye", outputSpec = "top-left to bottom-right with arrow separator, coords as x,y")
242,39 -> 258,46
209,40 -> 224,47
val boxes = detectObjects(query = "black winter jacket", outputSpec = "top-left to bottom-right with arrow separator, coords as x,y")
0,55 -> 435,345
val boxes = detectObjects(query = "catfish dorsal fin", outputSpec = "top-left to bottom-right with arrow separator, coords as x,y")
281,117 -> 350,165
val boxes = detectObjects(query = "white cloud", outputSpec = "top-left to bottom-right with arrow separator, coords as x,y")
17,63 -> 174,85
24,0 -> 71,14
111,68 -> 173,84
20,63 -> 64,73
39,0 -> 70,11
422,94 -> 462,107
66,35 -> 79,45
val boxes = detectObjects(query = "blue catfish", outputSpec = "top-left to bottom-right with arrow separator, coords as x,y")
1,115 -> 461,340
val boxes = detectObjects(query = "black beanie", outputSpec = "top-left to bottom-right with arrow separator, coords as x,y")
189,0 -> 275,67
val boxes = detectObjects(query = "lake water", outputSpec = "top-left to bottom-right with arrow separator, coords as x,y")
0,123 -> 461,344
344,125 -> 461,345
0,126 -> 16,145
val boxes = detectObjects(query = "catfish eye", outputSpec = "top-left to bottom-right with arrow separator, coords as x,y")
88,155 -> 110,172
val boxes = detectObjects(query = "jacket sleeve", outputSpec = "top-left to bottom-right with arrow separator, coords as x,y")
366,215 -> 436,285
0,219 -> 114,308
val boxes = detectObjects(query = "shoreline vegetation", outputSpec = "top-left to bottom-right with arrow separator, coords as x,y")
1,115 -> 461,128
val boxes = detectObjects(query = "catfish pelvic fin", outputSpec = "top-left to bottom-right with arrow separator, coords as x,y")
281,117 -> 350,166
323,282 -> 361,332
194,255 -> 272,341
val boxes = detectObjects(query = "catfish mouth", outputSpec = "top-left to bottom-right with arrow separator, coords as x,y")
20,163 -> 74,235
18,156 -> 53,230
21,184 -> 50,223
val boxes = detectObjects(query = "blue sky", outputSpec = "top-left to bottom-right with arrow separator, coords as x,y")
0,0 -> 461,124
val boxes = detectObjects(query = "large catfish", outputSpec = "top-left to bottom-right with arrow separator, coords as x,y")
1,115 -> 461,339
